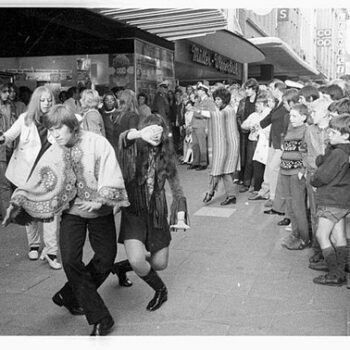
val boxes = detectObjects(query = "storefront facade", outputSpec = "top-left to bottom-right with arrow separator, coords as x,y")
175,40 -> 243,85
0,8 -> 175,102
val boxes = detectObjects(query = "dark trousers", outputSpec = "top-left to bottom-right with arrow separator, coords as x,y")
239,132 -> 249,182
192,127 -> 208,166
58,213 -> 117,325
171,125 -> 182,155
252,161 -> 265,192
243,140 -> 257,187
280,174 -> 309,242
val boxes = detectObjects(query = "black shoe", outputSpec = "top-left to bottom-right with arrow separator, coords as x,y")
187,164 -> 198,170
203,191 -> 214,204
220,196 -> 236,206
309,251 -> 324,263
239,186 -> 249,193
146,287 -> 168,311
195,165 -> 207,171
309,260 -> 328,272
264,209 -> 284,216
112,261 -> 133,287
117,271 -> 133,287
90,315 -> 115,336
248,194 -> 267,201
277,218 -> 291,226
313,274 -> 346,286
52,292 -> 84,316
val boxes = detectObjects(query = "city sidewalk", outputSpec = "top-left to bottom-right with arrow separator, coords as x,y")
0,164 -> 349,336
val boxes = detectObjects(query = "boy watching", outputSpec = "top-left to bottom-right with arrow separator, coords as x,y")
310,114 -> 350,286
303,96 -> 332,267
280,104 -> 310,250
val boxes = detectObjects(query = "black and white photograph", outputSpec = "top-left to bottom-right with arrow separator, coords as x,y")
0,1 -> 350,346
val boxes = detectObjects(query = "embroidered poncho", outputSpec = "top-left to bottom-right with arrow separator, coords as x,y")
10,130 -> 129,223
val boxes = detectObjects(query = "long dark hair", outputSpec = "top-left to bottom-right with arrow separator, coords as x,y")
138,113 -> 177,178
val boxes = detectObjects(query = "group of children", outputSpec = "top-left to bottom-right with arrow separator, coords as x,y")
245,81 -> 350,287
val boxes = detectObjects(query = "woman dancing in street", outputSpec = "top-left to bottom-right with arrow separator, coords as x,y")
203,87 -> 240,205
112,113 -> 189,311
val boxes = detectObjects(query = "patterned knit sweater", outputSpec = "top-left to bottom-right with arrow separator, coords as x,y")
280,124 -> 307,175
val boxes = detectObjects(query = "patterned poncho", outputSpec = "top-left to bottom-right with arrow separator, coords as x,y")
10,130 -> 129,223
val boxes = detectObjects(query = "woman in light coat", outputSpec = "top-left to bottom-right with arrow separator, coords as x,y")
0,86 -> 61,269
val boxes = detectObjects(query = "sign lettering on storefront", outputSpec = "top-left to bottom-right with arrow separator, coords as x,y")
277,8 -> 289,21
191,44 -> 238,75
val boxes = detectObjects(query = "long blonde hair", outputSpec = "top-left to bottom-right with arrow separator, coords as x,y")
119,89 -> 139,115
25,86 -> 55,125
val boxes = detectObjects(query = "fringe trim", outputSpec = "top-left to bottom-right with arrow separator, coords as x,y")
96,187 -> 130,208
118,130 -> 137,182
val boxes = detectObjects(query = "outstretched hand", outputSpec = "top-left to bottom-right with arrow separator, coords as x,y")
140,125 -> 163,146
170,220 -> 190,232
2,204 -> 16,227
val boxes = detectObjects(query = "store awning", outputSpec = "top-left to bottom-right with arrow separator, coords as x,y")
93,8 -> 229,41
189,30 -> 265,64
249,37 -> 319,77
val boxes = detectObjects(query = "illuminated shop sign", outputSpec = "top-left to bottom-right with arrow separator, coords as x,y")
191,44 -> 239,75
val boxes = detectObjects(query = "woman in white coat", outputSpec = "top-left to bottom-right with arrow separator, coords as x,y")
0,86 -> 61,269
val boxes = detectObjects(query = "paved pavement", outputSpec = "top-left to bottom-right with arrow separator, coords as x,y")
0,163 -> 349,337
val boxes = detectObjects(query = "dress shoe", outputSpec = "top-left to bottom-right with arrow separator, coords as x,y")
195,165 -> 207,171
91,315 -> 115,336
309,251 -> 324,263
309,260 -> 328,272
248,194 -> 267,201
52,292 -> 84,316
313,274 -> 346,286
203,191 -> 214,204
282,237 -> 310,250
117,272 -> 132,287
239,186 -> 249,193
187,164 -> 198,170
146,287 -> 168,311
28,249 -> 39,260
220,196 -> 236,206
277,218 -> 291,226
264,209 -> 284,216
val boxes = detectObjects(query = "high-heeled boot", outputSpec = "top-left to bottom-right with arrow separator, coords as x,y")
111,259 -> 133,287
140,268 -> 168,311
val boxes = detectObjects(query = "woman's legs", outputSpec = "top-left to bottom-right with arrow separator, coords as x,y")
124,239 -> 168,311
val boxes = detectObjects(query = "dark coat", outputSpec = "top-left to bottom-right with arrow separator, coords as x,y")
311,143 -> 350,209
117,132 -> 187,252
260,101 -> 289,150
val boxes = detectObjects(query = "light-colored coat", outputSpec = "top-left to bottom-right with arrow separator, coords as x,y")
4,113 -> 55,187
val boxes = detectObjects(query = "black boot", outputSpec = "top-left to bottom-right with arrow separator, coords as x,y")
335,245 -> 347,280
313,247 -> 346,286
111,260 -> 133,287
140,268 -> 168,311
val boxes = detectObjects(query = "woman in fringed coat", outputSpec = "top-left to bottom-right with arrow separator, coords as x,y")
112,113 -> 190,312
203,87 -> 240,205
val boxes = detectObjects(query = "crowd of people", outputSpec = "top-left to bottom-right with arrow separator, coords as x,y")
1,73 -> 350,334
0,81 -> 189,335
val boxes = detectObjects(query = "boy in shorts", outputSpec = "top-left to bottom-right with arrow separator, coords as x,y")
311,113 -> 350,286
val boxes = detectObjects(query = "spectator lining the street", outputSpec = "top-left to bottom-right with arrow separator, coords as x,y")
280,104 -> 310,250
310,114 -> 350,286
80,89 -> 105,136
